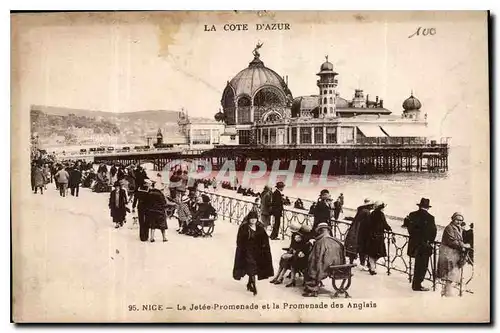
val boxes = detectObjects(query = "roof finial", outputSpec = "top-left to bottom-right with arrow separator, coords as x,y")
325,55 -> 329,62
253,41 -> 264,58
411,89 -> 414,97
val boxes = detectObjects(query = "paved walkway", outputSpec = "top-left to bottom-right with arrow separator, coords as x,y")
14,185 -> 458,323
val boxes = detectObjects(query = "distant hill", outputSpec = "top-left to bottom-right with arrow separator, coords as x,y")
30,105 -> 212,147
31,105 -> 184,124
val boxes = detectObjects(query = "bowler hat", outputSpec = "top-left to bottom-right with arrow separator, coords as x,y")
320,189 -> 330,196
315,222 -> 331,232
289,221 -> 301,233
276,181 -> 285,188
417,198 -> 432,209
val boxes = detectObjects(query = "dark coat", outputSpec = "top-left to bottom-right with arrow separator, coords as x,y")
132,189 -> 149,211
260,190 -> 272,216
233,223 -> 274,280
313,199 -> 333,229
33,167 -> 46,187
68,168 -> 82,187
345,205 -> 371,256
192,202 -> 217,221
405,209 -> 437,257
109,188 -> 128,222
271,189 -> 284,216
145,188 -> 167,230
365,209 -> 392,259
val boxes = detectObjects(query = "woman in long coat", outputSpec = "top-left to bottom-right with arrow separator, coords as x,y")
437,212 -> 469,297
145,185 -> 168,242
365,201 -> 392,275
233,211 -> 274,295
33,165 -> 46,194
109,181 -> 129,228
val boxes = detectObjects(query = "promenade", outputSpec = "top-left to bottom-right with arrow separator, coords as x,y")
14,185 -> 466,323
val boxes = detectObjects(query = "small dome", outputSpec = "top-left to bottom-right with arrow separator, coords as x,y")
403,93 -> 422,111
320,61 -> 334,72
336,96 -> 350,108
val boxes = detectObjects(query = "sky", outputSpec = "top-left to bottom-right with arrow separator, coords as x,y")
12,11 -> 489,146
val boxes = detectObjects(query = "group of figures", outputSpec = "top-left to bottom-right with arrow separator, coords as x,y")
230,183 -> 474,298
31,159 -> 89,197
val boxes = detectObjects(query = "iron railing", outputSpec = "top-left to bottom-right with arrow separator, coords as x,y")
202,190 -> 473,296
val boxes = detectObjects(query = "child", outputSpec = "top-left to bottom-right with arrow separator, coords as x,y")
177,194 -> 192,234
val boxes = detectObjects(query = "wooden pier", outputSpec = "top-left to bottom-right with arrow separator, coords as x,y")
91,143 -> 449,175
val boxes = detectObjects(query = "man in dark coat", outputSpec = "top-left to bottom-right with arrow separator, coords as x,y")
303,223 -> 346,297
365,201 -> 392,275
344,198 -> 373,265
133,179 -> 152,241
404,198 -> 437,291
269,182 -> 285,240
69,166 -> 82,197
312,189 -> 333,231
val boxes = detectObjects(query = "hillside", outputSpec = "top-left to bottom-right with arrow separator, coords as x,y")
30,105 -> 211,147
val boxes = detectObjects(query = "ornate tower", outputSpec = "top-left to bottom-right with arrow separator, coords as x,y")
316,56 -> 339,118
156,128 -> 163,145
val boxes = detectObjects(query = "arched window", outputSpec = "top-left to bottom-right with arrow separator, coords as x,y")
329,90 -> 333,94
323,107 -> 327,114
323,90 -> 327,94
330,107 -> 333,113
329,97 -> 333,104
323,97 -> 327,104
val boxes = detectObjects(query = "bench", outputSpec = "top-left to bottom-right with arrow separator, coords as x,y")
198,217 -> 216,237
328,263 -> 356,298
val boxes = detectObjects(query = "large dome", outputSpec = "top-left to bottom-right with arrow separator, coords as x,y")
226,57 -> 290,100
221,51 -> 293,126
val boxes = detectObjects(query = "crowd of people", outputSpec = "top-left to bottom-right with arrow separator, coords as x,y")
30,155 -> 474,298
230,181 -> 474,298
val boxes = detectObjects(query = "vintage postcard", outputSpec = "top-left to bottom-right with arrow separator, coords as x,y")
11,11 -> 490,323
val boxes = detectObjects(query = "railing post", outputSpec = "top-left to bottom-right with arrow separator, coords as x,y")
432,242 -> 437,292
229,198 -> 233,223
386,231 -> 391,276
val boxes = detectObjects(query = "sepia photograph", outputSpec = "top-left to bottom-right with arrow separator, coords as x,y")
11,10 -> 490,323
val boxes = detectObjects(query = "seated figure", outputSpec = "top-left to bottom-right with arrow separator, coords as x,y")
303,222 -> 346,297
186,195 -> 217,237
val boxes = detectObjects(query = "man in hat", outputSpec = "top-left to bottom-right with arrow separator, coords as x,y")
133,178 -> 152,241
260,185 -> 273,230
345,198 -> 374,268
404,198 -> 437,291
312,189 -> 333,231
269,182 -> 286,240
303,223 -> 346,297
109,181 -> 129,229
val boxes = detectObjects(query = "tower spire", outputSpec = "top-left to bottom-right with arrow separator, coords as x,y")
325,55 -> 329,62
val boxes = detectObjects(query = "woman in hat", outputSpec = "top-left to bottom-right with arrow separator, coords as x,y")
109,181 -> 129,229
364,201 -> 392,275
345,198 -> 374,266
145,181 -> 168,242
269,221 -> 305,286
437,212 -> 471,297
233,211 -> 274,295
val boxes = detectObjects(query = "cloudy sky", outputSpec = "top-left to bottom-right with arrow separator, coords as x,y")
12,11 -> 488,146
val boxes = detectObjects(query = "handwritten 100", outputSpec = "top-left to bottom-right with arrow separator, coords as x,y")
409,27 -> 436,38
